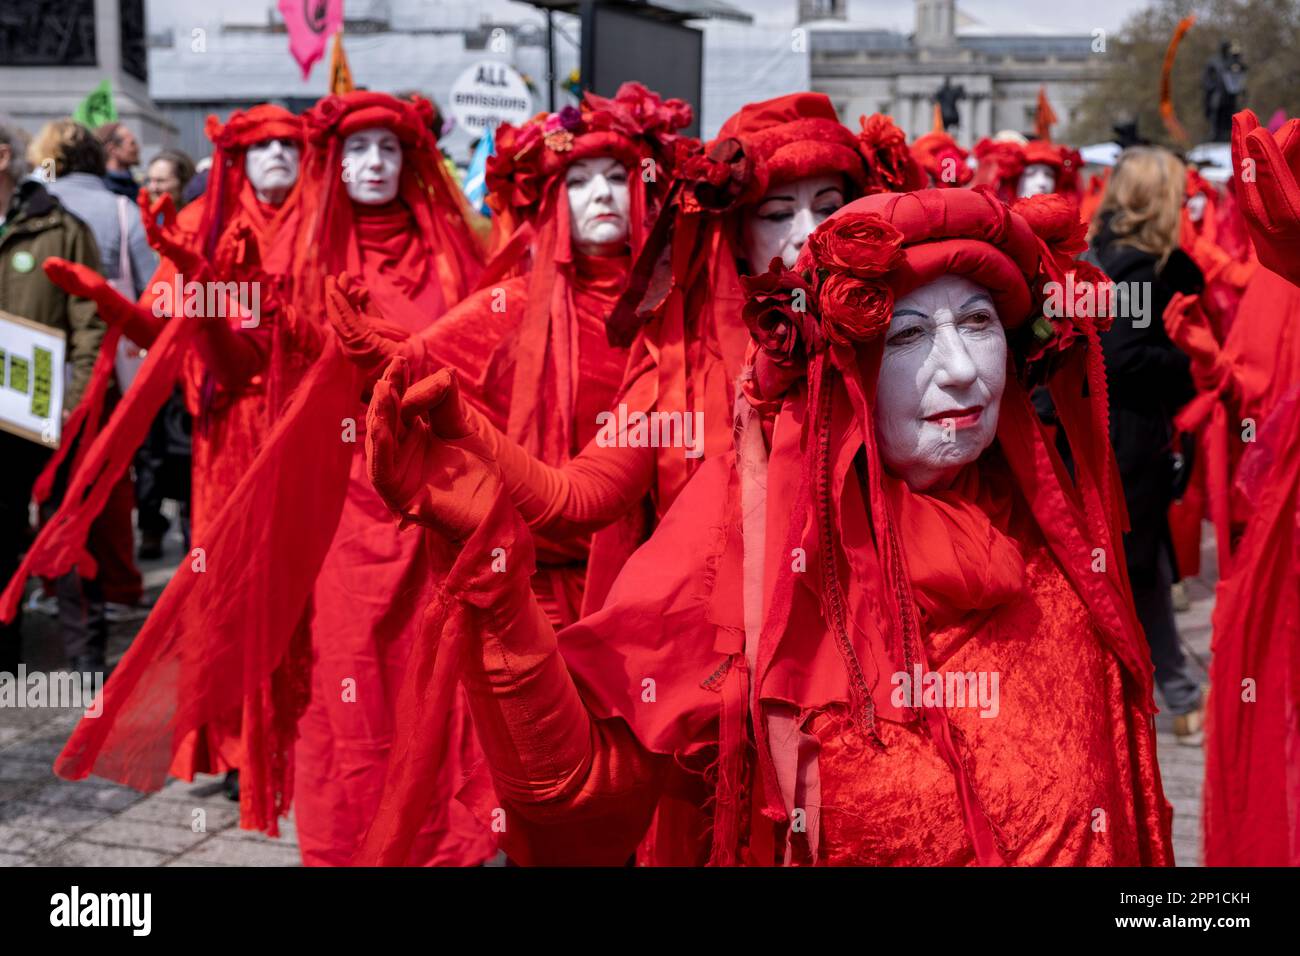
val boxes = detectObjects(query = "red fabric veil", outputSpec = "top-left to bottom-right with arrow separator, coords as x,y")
357,188 -> 1173,866
587,95 -> 924,609
53,93 -> 485,837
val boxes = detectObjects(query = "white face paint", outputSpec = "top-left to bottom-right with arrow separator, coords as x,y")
874,274 -> 1008,492
1186,192 -> 1207,224
244,138 -> 301,205
342,127 -> 402,205
742,174 -> 845,270
1017,163 -> 1057,198
566,156 -> 631,256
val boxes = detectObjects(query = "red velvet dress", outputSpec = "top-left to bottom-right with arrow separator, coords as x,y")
397,446 -> 1170,866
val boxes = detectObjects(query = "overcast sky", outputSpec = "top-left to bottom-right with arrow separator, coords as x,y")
147,0 -> 1153,37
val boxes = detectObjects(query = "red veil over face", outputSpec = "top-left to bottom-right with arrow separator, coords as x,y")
52,93 -> 489,843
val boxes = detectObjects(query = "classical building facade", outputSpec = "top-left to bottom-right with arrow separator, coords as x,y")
807,0 -> 1106,146
0,0 -> 174,150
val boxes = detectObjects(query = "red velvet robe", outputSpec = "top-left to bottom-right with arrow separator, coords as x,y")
291,204 -> 494,866
401,446 -> 1170,866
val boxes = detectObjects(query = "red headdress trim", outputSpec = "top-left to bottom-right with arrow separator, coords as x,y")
294,91 -> 486,321
198,104 -> 305,261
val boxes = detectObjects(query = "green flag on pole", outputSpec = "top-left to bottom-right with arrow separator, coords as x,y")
73,79 -> 117,129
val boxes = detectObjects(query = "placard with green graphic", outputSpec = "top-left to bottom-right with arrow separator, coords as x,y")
0,310 -> 65,445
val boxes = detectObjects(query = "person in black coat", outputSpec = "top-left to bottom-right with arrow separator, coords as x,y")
1090,146 -> 1205,742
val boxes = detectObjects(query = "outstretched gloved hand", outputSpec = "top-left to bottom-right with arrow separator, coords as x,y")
1163,292 -> 1233,393
43,257 -> 166,346
324,272 -> 420,384
366,357 -> 502,542
1231,110 -> 1300,287
138,188 -> 210,282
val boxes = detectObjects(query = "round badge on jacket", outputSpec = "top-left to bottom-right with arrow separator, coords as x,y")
12,250 -> 35,273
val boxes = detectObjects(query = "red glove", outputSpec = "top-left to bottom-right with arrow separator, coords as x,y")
138,188 -> 210,282
43,257 -> 166,346
365,358 -> 501,542
324,272 -> 422,383
1164,292 -> 1232,392
1231,111 -> 1300,287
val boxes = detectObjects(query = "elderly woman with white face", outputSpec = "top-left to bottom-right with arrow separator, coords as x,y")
357,186 -> 1178,869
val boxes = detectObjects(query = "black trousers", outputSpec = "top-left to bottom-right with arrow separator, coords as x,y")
0,432 -> 50,675
1128,543 -> 1201,715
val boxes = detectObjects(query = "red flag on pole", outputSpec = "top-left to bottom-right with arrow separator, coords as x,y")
1034,86 -> 1058,141
279,0 -> 343,80
329,29 -> 354,94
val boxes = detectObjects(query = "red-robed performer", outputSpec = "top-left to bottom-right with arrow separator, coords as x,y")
36,107 -> 307,795
973,136 -> 1083,208
1166,110 -> 1300,865
1166,166 -> 1257,586
910,126 -> 973,189
325,82 -> 691,627
350,95 -> 924,862
2,107 -> 305,632
52,92 -> 490,865
358,187 -> 1173,866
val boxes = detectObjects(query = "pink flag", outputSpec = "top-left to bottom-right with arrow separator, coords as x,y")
279,0 -> 343,80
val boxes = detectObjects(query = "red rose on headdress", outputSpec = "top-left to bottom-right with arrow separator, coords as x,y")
678,137 -> 752,214
740,258 -> 820,363
1013,193 -> 1087,256
487,120 -> 545,211
818,273 -> 895,344
808,213 -> 905,278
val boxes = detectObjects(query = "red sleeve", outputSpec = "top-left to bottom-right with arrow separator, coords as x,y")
453,487 -> 667,864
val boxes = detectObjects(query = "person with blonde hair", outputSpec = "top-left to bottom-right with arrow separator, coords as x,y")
1089,145 -> 1206,743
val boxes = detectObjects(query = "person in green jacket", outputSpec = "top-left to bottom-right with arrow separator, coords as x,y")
0,118 -> 106,677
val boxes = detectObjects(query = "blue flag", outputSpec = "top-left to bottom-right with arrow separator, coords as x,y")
463,126 -> 495,216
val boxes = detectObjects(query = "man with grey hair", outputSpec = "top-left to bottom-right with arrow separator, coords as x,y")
0,118 -> 106,677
